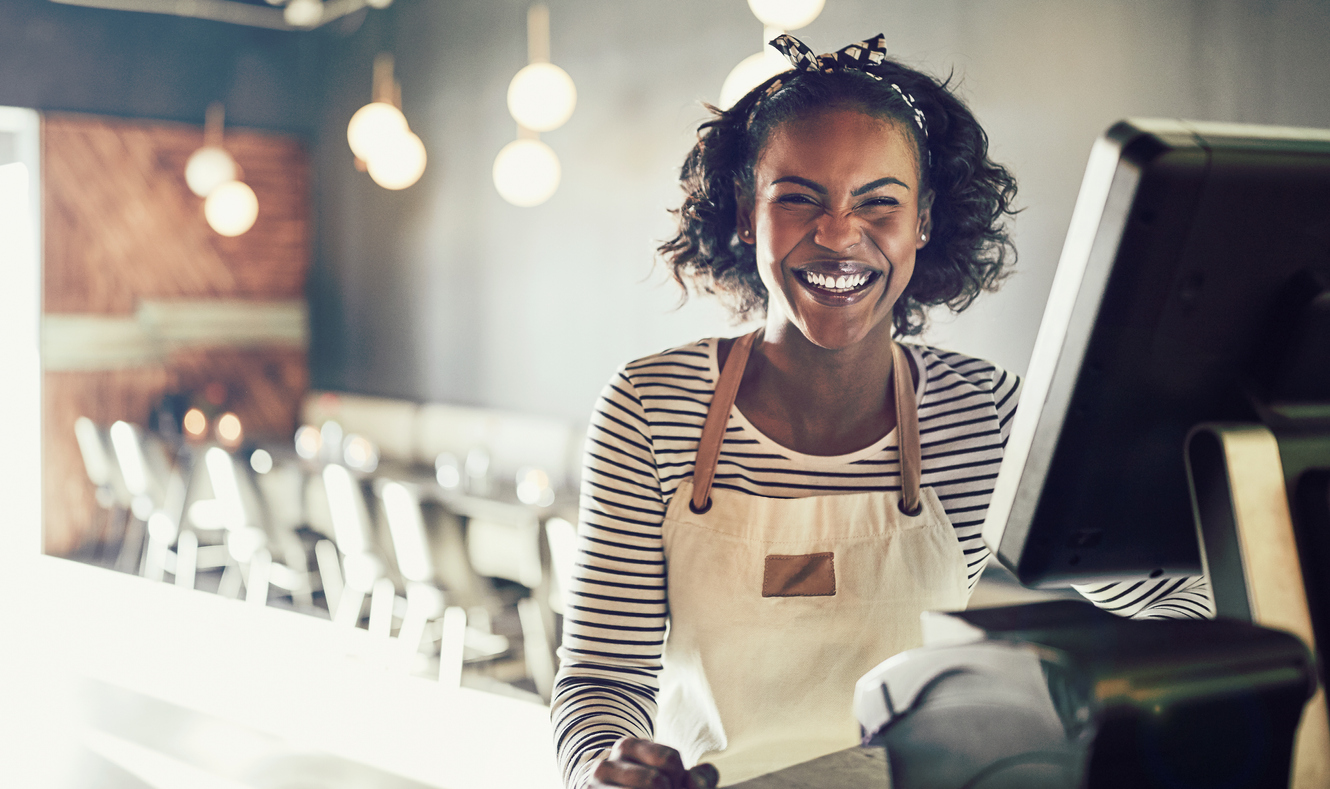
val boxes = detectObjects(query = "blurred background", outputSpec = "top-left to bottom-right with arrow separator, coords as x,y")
2,1 -> 1330,787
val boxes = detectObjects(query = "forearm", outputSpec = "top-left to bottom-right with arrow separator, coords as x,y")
1072,574 -> 1214,619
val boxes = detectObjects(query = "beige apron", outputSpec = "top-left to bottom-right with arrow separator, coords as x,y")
656,331 -> 971,785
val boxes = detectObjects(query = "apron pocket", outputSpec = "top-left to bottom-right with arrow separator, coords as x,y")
762,553 -> 835,597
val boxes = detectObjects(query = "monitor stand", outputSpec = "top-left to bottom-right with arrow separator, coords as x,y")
1186,423 -> 1330,786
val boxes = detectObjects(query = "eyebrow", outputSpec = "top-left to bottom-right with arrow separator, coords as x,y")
852,177 -> 910,195
770,175 -> 910,195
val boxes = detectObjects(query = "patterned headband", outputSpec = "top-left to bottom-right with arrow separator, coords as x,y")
757,33 -> 928,142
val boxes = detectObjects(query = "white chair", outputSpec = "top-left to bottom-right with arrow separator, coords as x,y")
73,416 -> 131,565
322,463 -> 390,633
457,502 -> 557,701
105,421 -> 189,584
249,457 -> 316,610
380,480 -> 447,672
107,420 -> 186,576
193,446 -> 310,606
544,516 -> 577,616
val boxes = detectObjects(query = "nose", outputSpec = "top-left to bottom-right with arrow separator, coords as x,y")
812,210 -> 860,252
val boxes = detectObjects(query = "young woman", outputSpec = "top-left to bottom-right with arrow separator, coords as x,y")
552,34 -> 1211,789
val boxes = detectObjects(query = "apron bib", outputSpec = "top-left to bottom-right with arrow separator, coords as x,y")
656,331 -> 970,785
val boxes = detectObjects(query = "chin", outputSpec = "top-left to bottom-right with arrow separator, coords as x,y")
796,320 -> 878,351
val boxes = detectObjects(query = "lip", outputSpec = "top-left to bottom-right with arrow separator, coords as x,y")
791,260 -> 884,306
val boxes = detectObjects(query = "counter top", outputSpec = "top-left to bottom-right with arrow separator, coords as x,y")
0,554 -> 561,789
730,746 -> 888,789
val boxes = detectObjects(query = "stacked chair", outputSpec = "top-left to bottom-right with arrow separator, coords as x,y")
71,392 -> 583,706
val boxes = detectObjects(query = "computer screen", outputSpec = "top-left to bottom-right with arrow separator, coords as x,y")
982,118 -> 1330,588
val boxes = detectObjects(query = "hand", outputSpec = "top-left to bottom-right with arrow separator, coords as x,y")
589,737 -> 720,789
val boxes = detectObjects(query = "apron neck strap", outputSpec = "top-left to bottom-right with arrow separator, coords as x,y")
891,340 -> 923,516
691,329 -> 758,514
690,331 -> 922,515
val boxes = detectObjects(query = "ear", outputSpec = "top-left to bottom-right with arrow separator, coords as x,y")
734,184 -> 756,246
915,189 -> 935,250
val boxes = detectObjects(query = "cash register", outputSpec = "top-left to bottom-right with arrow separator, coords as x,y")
851,119 -> 1330,789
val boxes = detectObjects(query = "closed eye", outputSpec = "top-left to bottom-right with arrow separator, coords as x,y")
776,193 -> 820,206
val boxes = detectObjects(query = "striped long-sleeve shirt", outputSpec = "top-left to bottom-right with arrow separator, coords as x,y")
552,338 -> 1212,787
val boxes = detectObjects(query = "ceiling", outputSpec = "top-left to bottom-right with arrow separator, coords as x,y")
48,0 -> 377,31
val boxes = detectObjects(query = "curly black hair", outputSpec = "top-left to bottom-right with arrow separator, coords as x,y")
658,55 -> 1019,336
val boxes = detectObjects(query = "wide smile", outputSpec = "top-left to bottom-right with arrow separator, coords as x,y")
792,264 -> 884,304
796,269 -> 880,294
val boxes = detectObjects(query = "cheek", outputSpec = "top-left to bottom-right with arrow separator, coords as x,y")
752,217 -> 793,274
886,258 -> 917,305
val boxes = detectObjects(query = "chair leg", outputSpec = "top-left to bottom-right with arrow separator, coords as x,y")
175,531 -> 198,590
334,587 -> 366,627
518,597 -> 555,702
143,534 -> 167,582
368,578 -> 396,638
246,548 -> 272,607
278,531 -> 314,610
314,539 -> 343,617
438,606 -> 467,689
395,604 -> 429,672
94,507 -> 127,566
218,563 -> 243,599
396,584 -> 445,673
113,515 -> 145,574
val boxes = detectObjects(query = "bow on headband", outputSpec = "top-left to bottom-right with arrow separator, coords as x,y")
760,33 -> 928,140
771,32 -> 890,73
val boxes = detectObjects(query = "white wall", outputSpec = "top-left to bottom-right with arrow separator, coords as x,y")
311,0 -> 1330,421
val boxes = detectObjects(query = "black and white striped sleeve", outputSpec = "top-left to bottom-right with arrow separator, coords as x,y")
1073,574 -> 1214,619
931,360 -> 1021,593
551,368 -> 670,788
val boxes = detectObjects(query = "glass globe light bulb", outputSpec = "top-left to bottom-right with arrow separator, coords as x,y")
204,180 -> 259,237
184,146 -> 237,197
719,48 -> 791,110
492,139 -> 561,208
284,0 -> 323,27
746,0 -> 825,30
507,62 -> 577,132
367,131 -> 427,190
347,102 -> 409,162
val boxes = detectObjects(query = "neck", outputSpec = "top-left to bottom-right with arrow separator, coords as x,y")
735,320 -> 904,456
763,320 -> 895,397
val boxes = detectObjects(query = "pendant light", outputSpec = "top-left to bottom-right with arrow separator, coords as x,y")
187,103 -> 259,237
185,103 -> 236,197
719,0 -> 825,109
347,53 -> 426,190
505,4 -> 576,132
283,0 -> 323,27
204,180 -> 259,237
493,4 -> 574,207
493,134 -> 561,208
747,0 -> 825,31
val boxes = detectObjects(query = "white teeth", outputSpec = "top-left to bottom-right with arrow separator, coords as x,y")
801,270 -> 872,292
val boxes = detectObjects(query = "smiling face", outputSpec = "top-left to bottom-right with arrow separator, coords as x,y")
737,107 -> 932,351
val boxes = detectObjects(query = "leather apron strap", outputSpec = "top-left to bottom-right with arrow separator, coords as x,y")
691,332 -> 922,515
890,339 -> 923,516
690,330 -> 758,513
